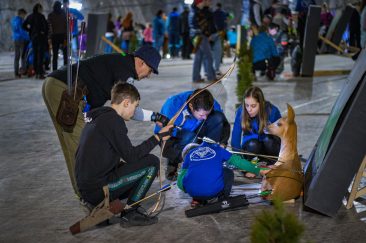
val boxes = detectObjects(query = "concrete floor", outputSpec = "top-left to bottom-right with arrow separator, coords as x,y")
1,52 -> 366,242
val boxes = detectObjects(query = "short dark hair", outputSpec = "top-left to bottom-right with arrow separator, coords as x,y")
33,3 -> 42,14
18,9 -> 27,15
156,10 -> 163,17
111,81 -> 140,105
189,89 -> 214,111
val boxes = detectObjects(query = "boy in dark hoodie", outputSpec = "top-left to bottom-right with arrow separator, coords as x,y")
75,82 -> 172,227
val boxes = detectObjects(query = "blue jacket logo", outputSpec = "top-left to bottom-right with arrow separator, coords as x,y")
190,147 -> 216,161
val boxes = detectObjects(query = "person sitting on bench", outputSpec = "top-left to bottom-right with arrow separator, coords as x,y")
177,139 -> 269,207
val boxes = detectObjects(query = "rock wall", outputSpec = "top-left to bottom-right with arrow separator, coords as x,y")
0,0 -> 357,52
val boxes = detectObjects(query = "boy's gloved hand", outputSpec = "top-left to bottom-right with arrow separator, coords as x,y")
156,125 -> 174,142
151,112 -> 170,127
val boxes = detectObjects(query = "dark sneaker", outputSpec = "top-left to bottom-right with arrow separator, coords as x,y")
266,68 -> 275,80
165,165 -> 178,181
120,207 -> 158,227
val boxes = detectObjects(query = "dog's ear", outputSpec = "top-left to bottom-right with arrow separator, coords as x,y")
286,103 -> 295,123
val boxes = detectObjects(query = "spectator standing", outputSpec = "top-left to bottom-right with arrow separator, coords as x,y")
166,7 -> 181,58
121,12 -> 134,53
319,3 -> 333,38
227,25 -> 237,49
114,16 -> 122,48
47,1 -> 67,71
180,6 -> 192,59
11,8 -> 29,78
249,0 -> 263,27
212,2 -> 228,75
153,10 -> 165,55
23,3 -> 49,79
115,16 -> 122,37
143,23 -> 153,46
69,8 -> 84,58
189,0 -> 216,83
105,13 -> 116,53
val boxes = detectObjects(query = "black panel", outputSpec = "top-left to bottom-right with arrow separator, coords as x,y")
85,13 -> 109,58
303,50 -> 366,216
301,5 -> 321,77
329,5 -> 355,53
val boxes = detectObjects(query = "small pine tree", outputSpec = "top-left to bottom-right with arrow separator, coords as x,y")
129,32 -> 138,53
236,38 -> 254,103
250,198 -> 304,243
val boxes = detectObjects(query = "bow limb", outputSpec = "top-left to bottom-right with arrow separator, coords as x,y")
167,59 -> 237,127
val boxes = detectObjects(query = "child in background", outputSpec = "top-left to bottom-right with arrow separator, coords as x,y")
143,23 -> 153,46
227,25 -> 237,50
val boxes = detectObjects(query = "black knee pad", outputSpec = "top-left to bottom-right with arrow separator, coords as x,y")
208,111 -> 225,123
243,139 -> 263,160
263,135 -> 281,156
244,139 -> 263,154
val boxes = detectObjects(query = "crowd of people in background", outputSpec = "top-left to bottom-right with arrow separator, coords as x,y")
11,0 -> 366,81
11,1 -> 83,79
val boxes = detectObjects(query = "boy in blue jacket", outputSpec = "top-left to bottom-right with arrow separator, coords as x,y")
11,9 -> 29,78
155,89 -> 230,180
177,139 -> 269,206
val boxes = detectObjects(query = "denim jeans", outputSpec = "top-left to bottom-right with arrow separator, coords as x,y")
14,40 -> 27,75
192,36 -> 215,82
211,33 -> 222,73
168,32 -> 180,57
153,35 -> 164,55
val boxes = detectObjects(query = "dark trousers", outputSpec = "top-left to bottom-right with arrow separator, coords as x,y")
51,33 -> 67,71
168,32 -> 180,57
181,33 -> 192,59
14,40 -> 27,75
32,37 -> 47,75
79,154 -> 159,206
252,56 -> 281,73
192,167 -> 234,200
163,111 -> 230,166
242,134 -> 281,165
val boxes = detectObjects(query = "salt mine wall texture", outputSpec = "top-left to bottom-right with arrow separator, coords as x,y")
0,0 -> 356,52
0,0 -> 240,52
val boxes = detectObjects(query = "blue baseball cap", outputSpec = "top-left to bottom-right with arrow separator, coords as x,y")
134,46 -> 161,74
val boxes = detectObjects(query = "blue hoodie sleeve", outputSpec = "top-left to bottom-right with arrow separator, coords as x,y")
213,99 -> 223,112
12,17 -> 29,41
268,103 -> 281,123
231,106 -> 243,150
154,95 -> 182,134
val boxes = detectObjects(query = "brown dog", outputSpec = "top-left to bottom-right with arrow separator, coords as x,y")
261,104 -> 304,201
